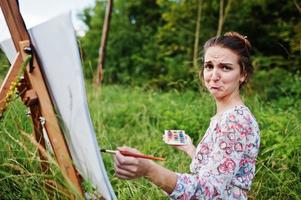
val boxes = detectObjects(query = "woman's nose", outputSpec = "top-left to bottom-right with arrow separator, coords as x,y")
211,68 -> 220,81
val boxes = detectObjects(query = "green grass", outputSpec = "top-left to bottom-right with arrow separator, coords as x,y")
1,84 -> 301,199
0,100 -> 84,200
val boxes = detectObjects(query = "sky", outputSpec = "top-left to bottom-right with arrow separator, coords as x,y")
0,0 -> 95,41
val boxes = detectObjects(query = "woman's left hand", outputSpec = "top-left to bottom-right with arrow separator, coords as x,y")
114,146 -> 153,180
170,134 -> 196,158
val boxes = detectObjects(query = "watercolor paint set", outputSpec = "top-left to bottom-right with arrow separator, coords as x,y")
163,130 -> 187,145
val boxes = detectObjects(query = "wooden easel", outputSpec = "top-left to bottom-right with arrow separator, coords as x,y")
0,1 -> 83,198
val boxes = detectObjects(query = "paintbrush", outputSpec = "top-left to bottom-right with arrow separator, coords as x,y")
100,149 -> 165,161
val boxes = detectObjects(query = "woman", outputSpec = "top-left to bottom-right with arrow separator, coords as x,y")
114,32 -> 260,199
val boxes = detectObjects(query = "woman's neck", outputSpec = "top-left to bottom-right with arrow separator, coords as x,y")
215,91 -> 244,115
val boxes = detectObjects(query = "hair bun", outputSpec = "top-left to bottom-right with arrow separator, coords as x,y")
224,32 -> 252,50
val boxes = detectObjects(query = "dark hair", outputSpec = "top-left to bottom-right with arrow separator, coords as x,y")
201,32 -> 253,88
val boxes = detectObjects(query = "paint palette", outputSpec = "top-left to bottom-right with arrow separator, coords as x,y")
163,130 -> 187,145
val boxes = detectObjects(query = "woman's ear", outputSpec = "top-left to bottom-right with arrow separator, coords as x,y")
239,73 -> 247,84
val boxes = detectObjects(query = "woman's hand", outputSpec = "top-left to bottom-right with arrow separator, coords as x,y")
114,146 -> 153,180
170,134 -> 196,158
114,136 -> 196,181
114,147 -> 178,194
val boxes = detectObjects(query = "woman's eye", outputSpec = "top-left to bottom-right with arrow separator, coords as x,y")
222,66 -> 232,71
204,64 -> 213,70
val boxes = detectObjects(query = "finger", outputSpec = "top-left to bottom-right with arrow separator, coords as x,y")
115,173 -> 133,180
117,146 -> 140,154
115,160 -> 140,175
115,166 -> 136,179
115,151 -> 139,166
170,144 -> 185,147
185,134 -> 193,142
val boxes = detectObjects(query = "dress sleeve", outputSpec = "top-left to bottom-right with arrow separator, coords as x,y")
169,112 -> 251,199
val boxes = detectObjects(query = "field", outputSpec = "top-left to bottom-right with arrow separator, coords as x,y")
0,84 -> 300,199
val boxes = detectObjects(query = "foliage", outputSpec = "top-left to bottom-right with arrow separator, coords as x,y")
78,0 -> 301,93
79,0 -> 162,84
0,49 -> 10,80
252,57 -> 301,103
224,0 -> 300,55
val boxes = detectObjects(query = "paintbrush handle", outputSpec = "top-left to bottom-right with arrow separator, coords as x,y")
100,149 -> 165,161
119,150 -> 165,161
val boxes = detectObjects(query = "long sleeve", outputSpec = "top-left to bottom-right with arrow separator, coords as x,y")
169,107 -> 259,199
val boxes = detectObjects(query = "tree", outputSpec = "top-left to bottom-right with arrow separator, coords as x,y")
96,0 -> 113,85
193,0 -> 203,69
216,0 -> 233,36
80,0 -> 162,84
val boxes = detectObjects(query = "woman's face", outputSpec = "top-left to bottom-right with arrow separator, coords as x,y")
203,46 -> 245,100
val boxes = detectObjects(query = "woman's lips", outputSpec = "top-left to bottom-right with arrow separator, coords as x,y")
210,85 -> 221,90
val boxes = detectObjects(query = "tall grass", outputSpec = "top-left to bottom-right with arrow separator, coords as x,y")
0,101 -> 83,199
1,84 -> 300,199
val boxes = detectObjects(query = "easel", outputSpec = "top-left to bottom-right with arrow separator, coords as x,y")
0,1 -> 83,198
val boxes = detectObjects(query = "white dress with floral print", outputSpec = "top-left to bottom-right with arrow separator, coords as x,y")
169,105 -> 260,200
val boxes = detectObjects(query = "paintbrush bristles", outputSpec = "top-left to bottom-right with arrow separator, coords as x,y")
100,149 -> 117,154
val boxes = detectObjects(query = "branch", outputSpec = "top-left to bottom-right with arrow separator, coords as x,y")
293,0 -> 301,13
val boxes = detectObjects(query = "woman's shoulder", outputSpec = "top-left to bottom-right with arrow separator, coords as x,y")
219,105 -> 259,128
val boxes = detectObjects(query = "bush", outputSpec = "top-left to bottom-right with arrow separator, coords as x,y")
252,66 -> 301,102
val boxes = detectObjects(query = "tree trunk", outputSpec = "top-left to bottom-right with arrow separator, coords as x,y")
216,0 -> 233,36
193,0 -> 203,69
216,0 -> 224,36
96,0 -> 113,85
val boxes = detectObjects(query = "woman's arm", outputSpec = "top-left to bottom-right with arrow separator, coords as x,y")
114,147 -> 177,194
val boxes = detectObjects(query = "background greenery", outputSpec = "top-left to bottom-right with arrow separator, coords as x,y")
0,0 -> 300,199
79,0 -> 301,93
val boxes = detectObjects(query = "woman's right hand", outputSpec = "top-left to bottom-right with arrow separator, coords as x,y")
114,146 -> 179,194
170,134 -> 196,158
114,146 -> 153,180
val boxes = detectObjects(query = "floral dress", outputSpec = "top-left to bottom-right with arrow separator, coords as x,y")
169,105 -> 260,200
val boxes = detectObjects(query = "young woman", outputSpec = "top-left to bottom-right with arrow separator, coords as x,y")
114,32 -> 260,199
